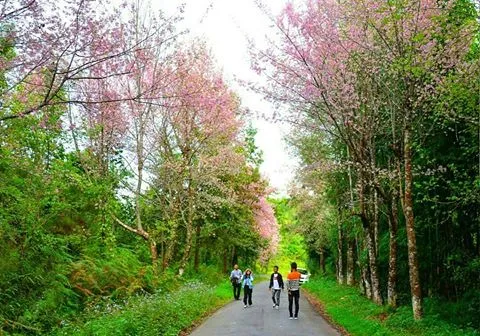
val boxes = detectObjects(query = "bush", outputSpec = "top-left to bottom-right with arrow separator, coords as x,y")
51,280 -> 232,336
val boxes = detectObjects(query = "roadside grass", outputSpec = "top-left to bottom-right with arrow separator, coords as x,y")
303,277 -> 479,336
253,273 -> 269,282
51,280 -> 232,336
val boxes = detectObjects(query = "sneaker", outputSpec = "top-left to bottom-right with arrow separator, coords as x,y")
294,317 -> 298,320
273,304 -> 276,308
289,317 -> 293,320
244,305 -> 247,308
276,305 -> 279,310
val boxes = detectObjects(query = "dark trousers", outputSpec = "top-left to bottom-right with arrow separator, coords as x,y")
272,289 -> 281,306
288,290 -> 300,317
232,283 -> 241,300
243,286 -> 253,305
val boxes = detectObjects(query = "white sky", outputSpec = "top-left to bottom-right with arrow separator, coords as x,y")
157,0 -> 297,196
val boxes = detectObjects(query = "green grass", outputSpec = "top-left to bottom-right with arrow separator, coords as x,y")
51,280 -> 232,336
303,277 -> 479,336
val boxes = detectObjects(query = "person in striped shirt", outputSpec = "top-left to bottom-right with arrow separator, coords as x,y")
286,262 -> 301,320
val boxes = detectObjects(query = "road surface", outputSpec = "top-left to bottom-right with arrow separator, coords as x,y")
190,281 -> 340,336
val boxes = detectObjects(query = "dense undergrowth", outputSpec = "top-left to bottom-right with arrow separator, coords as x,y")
1,252 -> 233,336
303,277 -> 480,336
49,279 -> 231,336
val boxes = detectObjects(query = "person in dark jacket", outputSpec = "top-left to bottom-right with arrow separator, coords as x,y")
269,265 -> 284,309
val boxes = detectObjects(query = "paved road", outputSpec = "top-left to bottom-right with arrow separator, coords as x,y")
190,281 -> 340,336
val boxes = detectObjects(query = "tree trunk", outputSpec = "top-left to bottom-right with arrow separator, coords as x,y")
162,225 -> 177,270
478,104 -> 480,256
347,239 -> 356,285
319,249 -> 326,274
337,220 -> 345,284
365,225 -> 382,304
194,225 -> 201,272
346,146 -> 357,286
179,166 -> 195,276
150,240 -> 158,265
135,161 -> 144,232
359,168 -> 382,304
179,224 -> 193,275
112,216 -> 157,267
373,188 -> 379,256
231,246 -> 238,266
477,221 -> 480,256
223,249 -> 228,274
404,124 -> 423,320
371,145 -> 379,256
387,193 -> 399,308
361,265 -> 372,299
161,239 -> 165,269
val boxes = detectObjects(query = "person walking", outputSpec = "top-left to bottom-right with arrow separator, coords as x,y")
286,262 -> 301,320
230,264 -> 242,300
269,265 -> 284,309
241,268 -> 254,308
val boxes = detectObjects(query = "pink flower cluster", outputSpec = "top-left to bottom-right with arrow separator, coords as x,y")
253,196 -> 279,265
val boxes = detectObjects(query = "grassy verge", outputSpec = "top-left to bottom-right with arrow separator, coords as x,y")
51,280 -> 232,336
303,277 -> 478,336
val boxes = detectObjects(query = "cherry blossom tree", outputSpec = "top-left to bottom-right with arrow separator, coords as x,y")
0,0 -> 182,122
63,1 -> 184,266
254,196 -> 279,269
148,44 -> 245,273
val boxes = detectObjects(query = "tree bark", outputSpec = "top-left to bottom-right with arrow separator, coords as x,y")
319,249 -> 326,274
337,219 -> 345,284
223,249 -> 228,274
162,225 -> 177,270
347,239 -> 356,285
361,264 -> 372,299
373,188 -> 379,256
387,192 -> 399,308
358,168 -> 382,304
370,145 -> 379,256
365,225 -> 382,304
231,246 -> 238,266
112,215 -> 158,264
346,146 -> 356,286
404,124 -> 423,320
179,167 -> 195,275
150,240 -> 158,265
179,224 -> 193,275
194,225 -> 201,272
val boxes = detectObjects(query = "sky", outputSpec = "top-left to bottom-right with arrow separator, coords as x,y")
157,0 -> 297,196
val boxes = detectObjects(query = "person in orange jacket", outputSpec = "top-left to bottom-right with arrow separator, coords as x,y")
286,262 -> 301,319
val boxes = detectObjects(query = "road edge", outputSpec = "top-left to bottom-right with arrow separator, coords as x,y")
180,297 -> 233,336
301,287 -> 351,336
182,279 -> 269,335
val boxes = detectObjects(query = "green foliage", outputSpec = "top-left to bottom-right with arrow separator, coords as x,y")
51,280 -> 232,336
268,198 -> 308,272
303,277 -> 479,336
0,82 -> 269,335
69,247 -> 158,299
242,124 -> 264,167
0,85 -> 138,333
